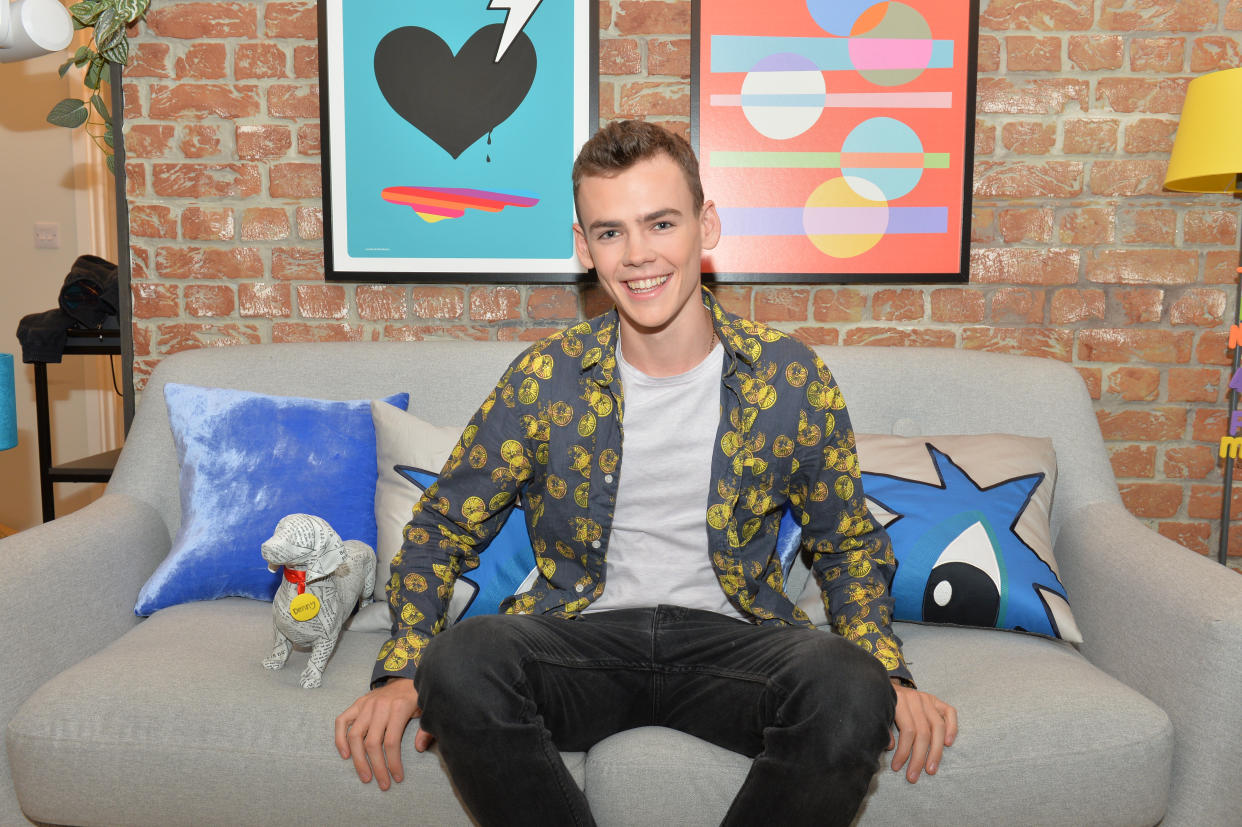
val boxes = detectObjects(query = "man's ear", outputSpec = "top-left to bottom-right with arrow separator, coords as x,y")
700,200 -> 722,251
572,224 -> 595,270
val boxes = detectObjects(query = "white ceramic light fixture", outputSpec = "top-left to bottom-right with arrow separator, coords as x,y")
0,0 -> 73,63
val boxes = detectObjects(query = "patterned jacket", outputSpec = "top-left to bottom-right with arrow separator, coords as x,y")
373,288 -> 911,686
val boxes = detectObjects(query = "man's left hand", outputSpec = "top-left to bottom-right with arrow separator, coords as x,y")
888,679 -> 957,783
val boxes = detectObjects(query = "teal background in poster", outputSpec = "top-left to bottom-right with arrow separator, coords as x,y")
341,1 -> 575,260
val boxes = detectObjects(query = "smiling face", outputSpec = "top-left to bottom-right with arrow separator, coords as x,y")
572,152 -> 721,353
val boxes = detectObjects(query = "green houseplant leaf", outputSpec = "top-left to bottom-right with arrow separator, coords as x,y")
47,98 -> 89,128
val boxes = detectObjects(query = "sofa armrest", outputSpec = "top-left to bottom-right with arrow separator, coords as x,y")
1054,500 -> 1242,826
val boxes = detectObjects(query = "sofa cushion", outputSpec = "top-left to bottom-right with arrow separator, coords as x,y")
6,599 -> 585,827
134,385 -> 408,616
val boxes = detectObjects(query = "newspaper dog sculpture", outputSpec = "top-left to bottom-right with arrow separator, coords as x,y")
261,514 -> 376,688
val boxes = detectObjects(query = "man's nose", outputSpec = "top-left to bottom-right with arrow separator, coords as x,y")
622,232 -> 655,266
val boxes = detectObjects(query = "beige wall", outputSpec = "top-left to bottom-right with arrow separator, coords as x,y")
0,50 -> 122,532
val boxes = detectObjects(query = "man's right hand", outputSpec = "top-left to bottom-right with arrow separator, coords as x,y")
334,678 -> 435,790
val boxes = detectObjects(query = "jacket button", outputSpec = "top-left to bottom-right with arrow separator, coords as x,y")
591,540 -> 601,549
604,473 -> 614,483
575,583 -> 586,592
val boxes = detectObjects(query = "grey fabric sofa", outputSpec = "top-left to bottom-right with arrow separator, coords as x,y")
4,341 -> 1240,826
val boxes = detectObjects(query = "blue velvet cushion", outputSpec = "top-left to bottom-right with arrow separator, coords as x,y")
133,384 -> 409,616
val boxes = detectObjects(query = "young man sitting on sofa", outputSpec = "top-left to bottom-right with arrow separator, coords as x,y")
335,120 -> 957,825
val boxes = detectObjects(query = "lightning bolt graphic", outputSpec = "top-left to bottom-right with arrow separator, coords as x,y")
487,0 -> 543,62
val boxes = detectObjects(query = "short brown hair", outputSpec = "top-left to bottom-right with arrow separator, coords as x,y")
572,120 -> 705,218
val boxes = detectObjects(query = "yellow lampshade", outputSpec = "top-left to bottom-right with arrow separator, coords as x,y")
1165,66 -> 1242,193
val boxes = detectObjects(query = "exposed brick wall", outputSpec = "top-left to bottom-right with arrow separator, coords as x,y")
122,0 -> 1242,567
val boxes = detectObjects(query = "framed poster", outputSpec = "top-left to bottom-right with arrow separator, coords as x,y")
320,0 -> 598,283
692,1 -> 978,283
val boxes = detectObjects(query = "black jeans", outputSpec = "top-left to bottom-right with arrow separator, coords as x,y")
414,605 -> 896,827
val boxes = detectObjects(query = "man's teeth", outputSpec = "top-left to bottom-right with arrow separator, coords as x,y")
628,275 -> 669,292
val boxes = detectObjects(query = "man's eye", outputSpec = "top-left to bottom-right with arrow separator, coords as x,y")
653,221 -> 673,230
597,230 -> 618,240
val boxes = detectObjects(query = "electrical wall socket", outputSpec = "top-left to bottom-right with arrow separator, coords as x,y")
34,222 -> 60,250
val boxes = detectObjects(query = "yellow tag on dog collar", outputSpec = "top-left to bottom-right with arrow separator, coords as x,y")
290,593 -> 320,622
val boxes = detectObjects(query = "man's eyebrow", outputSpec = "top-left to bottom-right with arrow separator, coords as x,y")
587,208 -> 684,233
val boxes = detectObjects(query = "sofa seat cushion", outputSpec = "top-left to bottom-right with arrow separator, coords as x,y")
583,623 -> 1173,827
6,600 -> 583,827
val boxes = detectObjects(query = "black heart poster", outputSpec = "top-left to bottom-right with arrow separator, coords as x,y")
319,0 -> 596,282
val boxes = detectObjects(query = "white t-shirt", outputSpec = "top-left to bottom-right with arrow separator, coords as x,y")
582,337 -> 743,619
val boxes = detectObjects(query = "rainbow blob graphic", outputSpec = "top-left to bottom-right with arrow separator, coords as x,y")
700,1 -> 972,275
381,186 -> 540,224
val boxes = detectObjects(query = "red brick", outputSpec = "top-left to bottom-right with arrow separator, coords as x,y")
978,35 -> 1002,71
184,284 -> 236,317
131,323 -> 152,358
811,289 -> 866,323
297,124 -> 321,155
1184,209 -> 1239,245
998,208 -> 1054,243
1078,328 -> 1194,363
1191,408 -> 1227,441
871,289 -> 924,322
382,324 -> 491,342
1118,206 -> 1177,245
526,287 -> 580,321
499,327 -> 568,343
648,38 -> 691,77
1113,287 -> 1165,323
1063,119 -> 1119,154
1068,35 -> 1124,70
755,288 -> 810,322
1058,207 -> 1115,245
410,287 -> 465,319
1229,0 -> 1242,29
126,43 -> 171,78
123,82 -> 142,120
991,288 -> 1046,324
148,83 -> 260,119
125,125 -> 175,158
842,329 -> 957,348
174,43 -> 227,79
1168,367 -> 1222,402
1191,35 -> 1242,71
296,284 -> 348,319
273,323 -> 368,343
1110,443 -> 1157,477
1205,251 -> 1241,285
981,0 -> 1095,30
272,247 -> 323,280
1078,366 -> 1102,399
179,125 -> 221,158
265,2 -> 317,38
1051,288 -> 1106,324
1095,78 -> 1190,114
129,245 -> 150,281
155,323 -> 261,354
1006,35 -> 1062,70
469,287 -> 522,321
598,81 -> 618,121
711,286 -> 752,318
974,161 -> 1084,198
1123,118 -> 1178,153
240,207 -> 290,241
962,327 -> 1073,360
1169,288 -> 1228,326
357,286 -> 409,321
239,283 -> 291,317
970,247 -> 1079,285
1107,366 -> 1161,401
130,205 -> 177,239
1197,331 -> 1233,366
268,84 -> 319,119
615,1 -> 691,35
293,45 -> 318,79
1089,160 -> 1170,196
976,78 -> 1089,114
235,43 -> 288,79
1120,483 -> 1184,518
789,327 -> 840,347
269,163 -> 321,197
1165,444 -> 1219,479
295,206 -> 323,240
930,289 -> 985,324
1157,521 -> 1211,555
152,163 -> 262,198
1097,407 -> 1188,440
131,283 -> 180,318
1189,485 -> 1240,519
145,3 -> 258,38
975,121 -> 996,155
617,82 -> 689,117
181,206 -> 235,241
1001,121 -> 1057,154
1087,250 -> 1198,285
600,39 -> 642,75
1099,0 -> 1218,31
971,208 -> 996,243
236,124 -> 291,160
156,246 -> 264,280
1130,37 -> 1187,72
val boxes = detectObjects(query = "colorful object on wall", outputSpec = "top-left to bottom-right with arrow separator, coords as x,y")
1164,66 -> 1242,566
693,0 -> 978,281
381,186 -> 540,223
0,353 -> 17,451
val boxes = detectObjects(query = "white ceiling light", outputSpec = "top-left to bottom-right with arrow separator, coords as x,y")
0,0 -> 73,63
